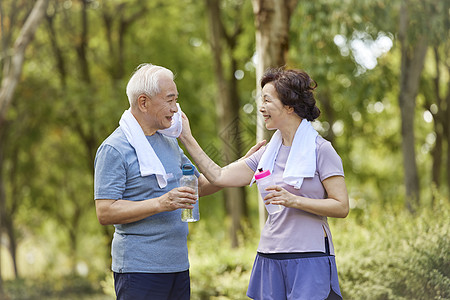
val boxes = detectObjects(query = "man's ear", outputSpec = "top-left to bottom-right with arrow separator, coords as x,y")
137,94 -> 149,112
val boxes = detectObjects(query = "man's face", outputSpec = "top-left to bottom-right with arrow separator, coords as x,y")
148,75 -> 179,130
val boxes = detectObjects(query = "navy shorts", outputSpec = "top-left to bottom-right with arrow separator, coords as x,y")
114,270 -> 190,300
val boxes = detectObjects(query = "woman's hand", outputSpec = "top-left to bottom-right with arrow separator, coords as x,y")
179,112 -> 193,143
263,186 -> 299,208
263,176 -> 349,218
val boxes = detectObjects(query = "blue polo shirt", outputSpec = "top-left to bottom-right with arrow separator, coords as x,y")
94,128 -> 195,273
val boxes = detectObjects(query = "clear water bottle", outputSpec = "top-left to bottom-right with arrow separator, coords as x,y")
255,168 -> 284,214
180,164 -> 199,222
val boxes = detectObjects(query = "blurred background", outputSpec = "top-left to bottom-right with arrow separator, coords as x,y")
0,0 -> 448,299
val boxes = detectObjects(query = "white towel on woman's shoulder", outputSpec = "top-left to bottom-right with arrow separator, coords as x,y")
119,103 -> 182,188
252,119 -> 318,189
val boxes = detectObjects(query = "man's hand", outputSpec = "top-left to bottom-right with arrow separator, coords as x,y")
240,140 -> 266,160
95,186 -> 198,225
159,186 -> 198,211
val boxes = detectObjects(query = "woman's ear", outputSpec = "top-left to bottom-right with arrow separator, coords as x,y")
285,105 -> 295,114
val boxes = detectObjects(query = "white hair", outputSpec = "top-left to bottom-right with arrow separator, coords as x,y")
126,63 -> 174,107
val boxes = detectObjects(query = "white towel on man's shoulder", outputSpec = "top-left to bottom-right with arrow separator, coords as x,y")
119,103 -> 182,188
252,119 -> 318,189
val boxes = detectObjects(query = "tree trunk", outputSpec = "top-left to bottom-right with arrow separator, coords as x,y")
0,0 -> 50,125
398,0 -> 428,212
431,122 -> 443,199
429,47 -> 443,201
75,0 -> 91,84
4,215 -> 18,278
68,208 -> 81,274
318,90 -> 336,145
445,69 -> 450,194
0,126 -> 7,296
46,13 -> 67,88
0,0 -> 50,295
251,0 -> 299,230
206,0 -> 247,247
102,2 -> 148,81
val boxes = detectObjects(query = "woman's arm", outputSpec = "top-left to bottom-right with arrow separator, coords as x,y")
178,113 -> 258,187
264,175 -> 349,218
197,140 -> 266,196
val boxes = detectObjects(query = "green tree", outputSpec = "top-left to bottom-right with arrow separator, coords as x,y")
289,0 -> 402,209
0,0 -> 50,295
398,0 -> 429,212
290,0 -> 448,211
251,0 -> 299,229
205,0 -> 255,247
420,0 -> 450,200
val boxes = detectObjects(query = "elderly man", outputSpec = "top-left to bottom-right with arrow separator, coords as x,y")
94,63 -> 220,300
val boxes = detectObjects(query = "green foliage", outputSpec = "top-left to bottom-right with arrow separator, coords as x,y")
189,202 -> 450,300
188,221 -> 258,300
3,200 -> 449,299
4,275 -> 104,300
336,201 -> 450,299
1,0 -> 449,299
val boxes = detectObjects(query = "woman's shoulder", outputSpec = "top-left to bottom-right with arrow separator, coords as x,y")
250,144 -> 267,160
315,135 -> 331,149
243,145 -> 266,171
315,135 -> 340,157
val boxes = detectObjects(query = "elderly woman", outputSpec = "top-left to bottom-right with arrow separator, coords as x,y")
179,67 -> 349,300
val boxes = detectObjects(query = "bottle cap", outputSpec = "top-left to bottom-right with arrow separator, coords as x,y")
182,164 -> 195,175
255,169 -> 271,180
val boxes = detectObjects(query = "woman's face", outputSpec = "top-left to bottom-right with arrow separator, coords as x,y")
259,83 -> 289,130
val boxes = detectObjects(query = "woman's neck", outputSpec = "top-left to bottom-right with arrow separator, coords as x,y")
280,118 -> 302,146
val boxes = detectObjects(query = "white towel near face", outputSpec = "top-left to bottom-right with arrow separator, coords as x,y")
119,103 -> 182,188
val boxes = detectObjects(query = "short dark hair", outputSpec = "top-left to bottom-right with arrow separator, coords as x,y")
261,68 -> 320,121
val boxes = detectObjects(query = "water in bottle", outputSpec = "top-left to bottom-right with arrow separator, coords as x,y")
180,164 -> 199,222
255,168 -> 284,214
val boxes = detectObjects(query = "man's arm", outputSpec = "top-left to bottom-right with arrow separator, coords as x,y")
95,186 -> 197,225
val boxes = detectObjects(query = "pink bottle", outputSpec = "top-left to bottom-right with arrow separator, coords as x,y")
255,169 -> 284,214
